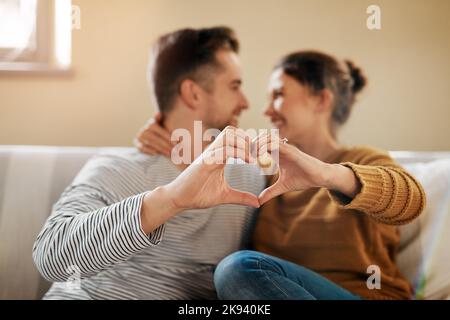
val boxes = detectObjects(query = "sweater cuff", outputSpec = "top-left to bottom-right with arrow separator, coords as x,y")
328,162 -> 392,213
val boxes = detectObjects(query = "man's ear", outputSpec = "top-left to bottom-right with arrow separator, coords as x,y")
179,79 -> 202,111
315,89 -> 334,114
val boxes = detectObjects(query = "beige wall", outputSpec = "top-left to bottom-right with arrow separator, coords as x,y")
1,0 -> 449,150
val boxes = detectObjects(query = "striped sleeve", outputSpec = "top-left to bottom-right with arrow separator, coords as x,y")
32,169 -> 165,282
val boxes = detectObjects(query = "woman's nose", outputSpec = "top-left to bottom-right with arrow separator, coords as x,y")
264,103 -> 274,117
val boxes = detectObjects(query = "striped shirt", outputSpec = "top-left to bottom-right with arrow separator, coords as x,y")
32,151 -> 266,300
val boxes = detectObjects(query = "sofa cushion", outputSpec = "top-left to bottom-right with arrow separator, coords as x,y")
0,146 -> 98,299
397,159 -> 450,299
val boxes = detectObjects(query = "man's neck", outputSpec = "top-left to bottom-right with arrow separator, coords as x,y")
163,110 -> 211,168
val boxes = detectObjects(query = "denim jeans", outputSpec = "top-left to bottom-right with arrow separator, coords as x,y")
214,250 -> 362,300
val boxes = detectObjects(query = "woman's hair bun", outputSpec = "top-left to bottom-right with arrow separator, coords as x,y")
345,60 -> 367,94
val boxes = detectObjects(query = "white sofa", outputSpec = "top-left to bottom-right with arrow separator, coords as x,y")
0,145 -> 449,300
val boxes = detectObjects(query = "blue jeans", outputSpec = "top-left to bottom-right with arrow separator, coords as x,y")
214,250 -> 362,300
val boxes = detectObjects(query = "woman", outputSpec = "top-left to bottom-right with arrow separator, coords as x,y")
135,51 -> 425,300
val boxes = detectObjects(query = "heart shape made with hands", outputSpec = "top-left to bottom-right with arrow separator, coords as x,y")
240,136 -> 285,205
251,136 -> 287,175
256,152 -> 274,169
247,136 -> 320,206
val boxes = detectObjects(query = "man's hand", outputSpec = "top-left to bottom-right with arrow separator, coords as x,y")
140,126 -> 259,234
164,126 -> 258,209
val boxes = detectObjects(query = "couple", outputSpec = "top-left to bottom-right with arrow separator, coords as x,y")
33,26 -> 425,300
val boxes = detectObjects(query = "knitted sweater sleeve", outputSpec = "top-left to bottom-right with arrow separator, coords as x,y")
328,147 -> 426,225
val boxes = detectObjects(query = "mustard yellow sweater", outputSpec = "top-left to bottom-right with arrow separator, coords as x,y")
252,146 -> 426,300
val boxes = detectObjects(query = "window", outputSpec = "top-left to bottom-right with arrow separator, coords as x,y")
0,0 -> 72,73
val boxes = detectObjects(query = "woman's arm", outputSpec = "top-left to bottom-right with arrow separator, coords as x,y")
323,151 -> 426,225
134,113 -> 175,157
254,134 -> 426,226
322,164 -> 362,199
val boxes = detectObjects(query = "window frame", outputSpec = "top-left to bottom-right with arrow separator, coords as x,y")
0,0 -> 72,74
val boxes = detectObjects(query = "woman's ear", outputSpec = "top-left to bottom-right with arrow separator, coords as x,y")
179,79 -> 202,111
316,89 -> 334,114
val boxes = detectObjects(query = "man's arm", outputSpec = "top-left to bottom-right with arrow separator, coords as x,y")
140,186 -> 179,235
33,126 -> 258,282
32,181 -> 165,282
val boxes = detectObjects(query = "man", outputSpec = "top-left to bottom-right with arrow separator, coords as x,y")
33,26 -> 266,299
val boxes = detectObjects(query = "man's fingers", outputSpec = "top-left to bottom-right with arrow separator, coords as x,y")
224,188 -> 260,208
216,127 -> 252,157
203,146 -> 254,165
207,128 -> 251,159
234,127 -> 251,143
252,130 -> 278,145
224,133 -> 251,155
222,146 -> 253,163
221,126 -> 252,146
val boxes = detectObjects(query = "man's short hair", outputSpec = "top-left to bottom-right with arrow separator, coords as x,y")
148,26 -> 239,113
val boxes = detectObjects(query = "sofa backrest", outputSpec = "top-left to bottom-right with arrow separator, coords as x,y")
0,146 -> 127,299
0,146 -> 449,299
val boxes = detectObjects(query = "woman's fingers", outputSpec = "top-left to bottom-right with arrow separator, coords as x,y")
149,121 -> 175,146
253,133 -> 282,156
135,120 -> 174,155
154,112 -> 163,124
134,138 -> 158,156
258,180 -> 285,205
138,130 -> 172,156
143,122 -> 174,148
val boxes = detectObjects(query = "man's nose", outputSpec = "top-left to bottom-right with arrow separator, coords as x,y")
239,92 -> 249,110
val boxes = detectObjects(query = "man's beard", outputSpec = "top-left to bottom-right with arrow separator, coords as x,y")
204,117 -> 232,131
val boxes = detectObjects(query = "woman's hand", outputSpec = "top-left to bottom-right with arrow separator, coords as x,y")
134,113 -> 174,157
254,133 -> 361,205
